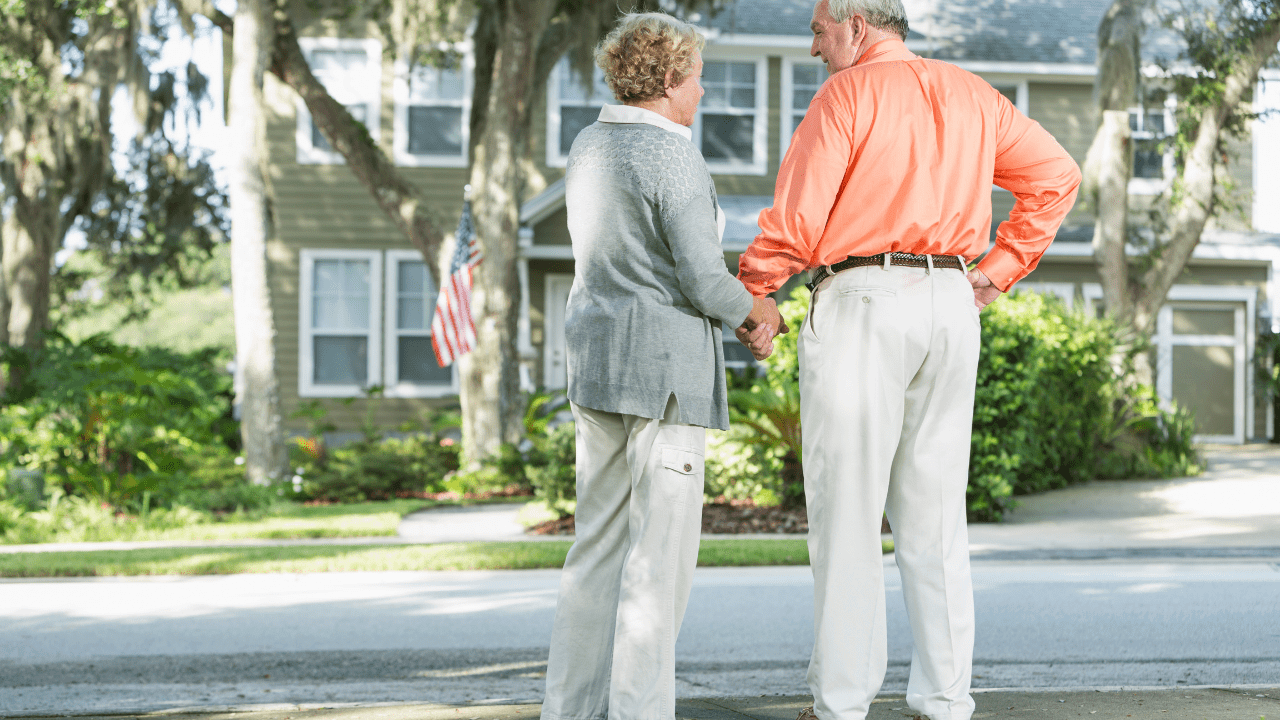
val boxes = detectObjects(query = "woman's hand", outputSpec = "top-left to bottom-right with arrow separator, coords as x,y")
737,296 -> 788,360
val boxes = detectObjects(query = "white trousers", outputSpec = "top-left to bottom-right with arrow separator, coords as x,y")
542,396 -> 705,720
800,264 -> 981,720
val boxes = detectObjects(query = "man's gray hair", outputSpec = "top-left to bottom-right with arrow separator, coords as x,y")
828,0 -> 909,40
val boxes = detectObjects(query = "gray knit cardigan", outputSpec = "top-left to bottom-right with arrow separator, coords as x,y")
563,121 -> 754,431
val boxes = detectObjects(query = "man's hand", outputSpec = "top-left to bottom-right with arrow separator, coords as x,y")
967,268 -> 1003,310
738,296 -> 789,360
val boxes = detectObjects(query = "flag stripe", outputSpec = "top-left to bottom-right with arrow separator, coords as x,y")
432,199 -> 482,367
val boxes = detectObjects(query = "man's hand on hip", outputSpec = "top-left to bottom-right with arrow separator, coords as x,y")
967,268 -> 1003,310
738,296 -> 789,360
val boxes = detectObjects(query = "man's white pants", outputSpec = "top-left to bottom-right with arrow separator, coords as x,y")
800,264 -> 981,720
542,396 -> 705,720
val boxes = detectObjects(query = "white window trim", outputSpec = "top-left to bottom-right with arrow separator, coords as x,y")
299,249 -> 384,398
1084,282 -> 1255,443
382,249 -> 458,397
296,37 -> 383,166
544,59 -> 614,168
780,55 -> 826,160
696,52 -> 769,176
392,49 -> 472,168
1128,95 -> 1177,196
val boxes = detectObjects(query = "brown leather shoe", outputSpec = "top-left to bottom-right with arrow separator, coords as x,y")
796,706 -> 818,720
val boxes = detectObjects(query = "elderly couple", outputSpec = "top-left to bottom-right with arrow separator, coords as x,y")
539,2 -> 1081,720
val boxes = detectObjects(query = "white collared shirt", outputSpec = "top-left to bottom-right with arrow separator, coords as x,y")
597,103 -> 693,141
595,104 -> 723,241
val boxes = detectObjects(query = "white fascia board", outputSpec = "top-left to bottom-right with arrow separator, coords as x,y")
943,60 -> 1096,80
705,32 -> 812,49
1044,240 -> 1280,263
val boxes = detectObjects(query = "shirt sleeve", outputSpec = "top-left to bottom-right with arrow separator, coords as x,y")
978,96 -> 1083,292
737,93 -> 853,296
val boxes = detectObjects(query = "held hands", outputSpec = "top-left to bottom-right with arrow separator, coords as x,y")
967,268 -> 1003,310
736,296 -> 789,361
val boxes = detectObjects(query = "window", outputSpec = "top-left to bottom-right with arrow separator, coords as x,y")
296,38 -> 381,165
394,56 -> 470,167
545,58 -> 616,166
1129,94 -> 1174,193
696,58 -> 767,174
780,58 -> 826,158
383,250 -> 455,395
990,80 -> 1028,115
299,250 -> 383,397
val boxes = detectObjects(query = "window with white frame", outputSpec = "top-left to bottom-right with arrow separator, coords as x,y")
545,58 -> 616,166
696,58 -> 767,174
1129,93 -> 1174,191
780,58 -> 825,158
383,250 -> 455,395
395,56 -> 470,167
296,38 -> 381,165
299,250 -> 382,397
990,80 -> 1028,115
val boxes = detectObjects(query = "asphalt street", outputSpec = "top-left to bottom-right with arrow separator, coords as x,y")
2,559 -> 1277,715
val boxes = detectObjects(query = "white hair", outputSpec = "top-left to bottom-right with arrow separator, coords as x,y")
827,0 -> 909,39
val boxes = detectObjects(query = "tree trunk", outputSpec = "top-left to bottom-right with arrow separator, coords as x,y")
1133,18 -> 1280,328
2,206 -> 56,349
1084,0 -> 1145,370
460,0 -> 556,465
228,0 -> 289,484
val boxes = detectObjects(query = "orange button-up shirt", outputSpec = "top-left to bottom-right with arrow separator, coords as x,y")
737,39 -> 1081,295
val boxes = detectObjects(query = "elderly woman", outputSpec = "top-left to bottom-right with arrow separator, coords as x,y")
541,11 -> 783,720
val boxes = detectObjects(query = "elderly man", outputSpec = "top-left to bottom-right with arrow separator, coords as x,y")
736,1 -> 1081,720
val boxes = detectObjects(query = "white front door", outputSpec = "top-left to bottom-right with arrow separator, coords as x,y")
1156,301 -> 1247,444
544,274 -> 574,390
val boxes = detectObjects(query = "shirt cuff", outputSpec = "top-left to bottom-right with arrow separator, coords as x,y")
975,248 -> 1030,293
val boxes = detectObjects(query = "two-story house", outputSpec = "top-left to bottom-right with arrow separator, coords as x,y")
262,0 -> 1280,443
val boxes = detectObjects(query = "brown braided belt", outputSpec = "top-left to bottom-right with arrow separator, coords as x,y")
806,252 -> 966,292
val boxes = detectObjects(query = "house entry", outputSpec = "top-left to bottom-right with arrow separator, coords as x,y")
544,274 -> 574,389
1157,301 -> 1249,444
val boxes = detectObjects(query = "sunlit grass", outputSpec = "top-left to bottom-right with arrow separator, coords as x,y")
0,537 -> 892,577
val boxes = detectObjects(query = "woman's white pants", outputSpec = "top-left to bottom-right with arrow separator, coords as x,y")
541,395 -> 705,720
800,264 -> 981,720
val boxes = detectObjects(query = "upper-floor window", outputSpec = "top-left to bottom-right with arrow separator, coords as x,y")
545,54 -> 767,175
1130,94 -> 1175,193
394,55 -> 470,167
545,58 -> 616,166
780,58 -> 825,158
696,57 -> 767,175
296,38 -> 382,165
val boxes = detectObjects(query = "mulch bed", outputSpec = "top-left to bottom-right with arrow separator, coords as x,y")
528,500 -> 810,536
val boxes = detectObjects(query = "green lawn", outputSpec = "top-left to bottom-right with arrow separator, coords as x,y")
0,538 -> 893,577
2,497 -> 529,545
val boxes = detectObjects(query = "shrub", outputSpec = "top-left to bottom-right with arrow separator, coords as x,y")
299,433 -> 461,503
0,333 -> 236,512
527,420 -> 577,518
717,286 -> 1199,523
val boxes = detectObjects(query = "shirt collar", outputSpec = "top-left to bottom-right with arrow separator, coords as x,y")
854,38 -> 917,67
597,103 -> 693,141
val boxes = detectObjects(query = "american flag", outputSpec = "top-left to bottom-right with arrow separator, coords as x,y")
431,194 -> 482,367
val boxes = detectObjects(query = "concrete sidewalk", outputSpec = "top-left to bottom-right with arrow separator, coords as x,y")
37,688 -> 1280,720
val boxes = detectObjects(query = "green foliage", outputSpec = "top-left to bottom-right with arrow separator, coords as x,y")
715,288 -> 1202,523
0,333 -> 237,511
968,292 -> 1118,519
527,420 -> 577,518
291,405 -> 462,503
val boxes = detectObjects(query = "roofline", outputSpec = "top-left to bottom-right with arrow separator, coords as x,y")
519,178 -> 566,226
